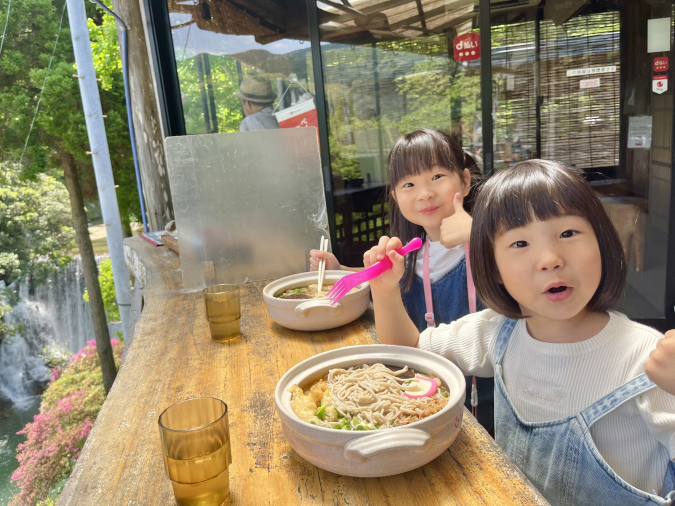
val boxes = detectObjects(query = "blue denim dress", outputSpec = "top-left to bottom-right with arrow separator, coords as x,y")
494,318 -> 675,505
401,258 -> 495,434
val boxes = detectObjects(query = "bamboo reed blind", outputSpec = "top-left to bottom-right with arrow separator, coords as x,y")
492,12 -> 621,170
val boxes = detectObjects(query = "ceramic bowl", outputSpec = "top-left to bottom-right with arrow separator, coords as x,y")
275,344 -> 466,477
262,271 -> 370,331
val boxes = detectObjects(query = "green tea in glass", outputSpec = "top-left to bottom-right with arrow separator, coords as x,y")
158,397 -> 232,506
203,284 -> 241,341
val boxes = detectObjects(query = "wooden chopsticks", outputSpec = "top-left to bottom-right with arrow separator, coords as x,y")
318,236 -> 327,293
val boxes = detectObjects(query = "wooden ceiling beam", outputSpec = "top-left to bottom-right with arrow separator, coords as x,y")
226,0 -> 290,27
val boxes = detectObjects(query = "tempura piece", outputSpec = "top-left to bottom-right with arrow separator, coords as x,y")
309,380 -> 328,406
287,385 -> 319,424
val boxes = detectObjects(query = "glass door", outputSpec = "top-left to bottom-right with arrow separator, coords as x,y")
490,0 -> 675,327
315,0 -> 484,265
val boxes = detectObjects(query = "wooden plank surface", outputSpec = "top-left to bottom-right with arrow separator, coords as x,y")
58,237 -> 548,506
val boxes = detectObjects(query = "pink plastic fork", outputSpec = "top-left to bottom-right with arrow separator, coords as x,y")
326,238 -> 423,305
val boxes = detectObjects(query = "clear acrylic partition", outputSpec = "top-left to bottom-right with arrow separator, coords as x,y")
165,128 -> 328,290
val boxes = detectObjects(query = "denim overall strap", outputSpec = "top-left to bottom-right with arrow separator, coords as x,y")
580,373 -> 657,428
493,318 -> 519,368
493,321 -> 674,506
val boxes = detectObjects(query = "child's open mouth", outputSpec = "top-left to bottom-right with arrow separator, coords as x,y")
544,285 -> 573,302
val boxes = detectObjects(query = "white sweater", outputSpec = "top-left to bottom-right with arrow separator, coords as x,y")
413,240 -> 465,282
419,309 -> 675,495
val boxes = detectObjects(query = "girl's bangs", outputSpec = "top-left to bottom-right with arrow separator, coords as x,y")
485,165 -> 588,236
388,130 -> 458,188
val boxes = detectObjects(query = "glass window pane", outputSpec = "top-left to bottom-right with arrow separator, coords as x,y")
166,0 -> 314,134
490,1 -> 673,320
316,0 -> 483,264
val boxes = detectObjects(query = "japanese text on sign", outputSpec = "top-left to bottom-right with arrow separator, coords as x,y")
453,33 -> 480,62
566,66 -> 617,77
654,57 -> 669,72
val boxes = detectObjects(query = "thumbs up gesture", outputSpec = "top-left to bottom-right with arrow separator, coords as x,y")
645,330 -> 675,396
440,192 -> 472,249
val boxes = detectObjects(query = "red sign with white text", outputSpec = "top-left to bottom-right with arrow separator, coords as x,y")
654,56 -> 669,73
274,99 -> 320,147
453,33 -> 480,62
274,100 -> 319,130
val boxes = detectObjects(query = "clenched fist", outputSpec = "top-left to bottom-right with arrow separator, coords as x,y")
645,330 -> 675,396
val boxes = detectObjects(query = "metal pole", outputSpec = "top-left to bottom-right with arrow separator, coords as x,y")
535,8 -> 542,159
66,0 -> 131,340
479,0 -> 493,175
307,0 -> 338,253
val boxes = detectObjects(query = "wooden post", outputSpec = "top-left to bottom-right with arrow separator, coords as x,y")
61,151 -> 118,393
111,0 -> 174,231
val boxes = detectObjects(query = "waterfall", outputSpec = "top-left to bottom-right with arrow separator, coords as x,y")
16,256 -> 121,354
0,256 -> 120,411
0,302 -> 57,410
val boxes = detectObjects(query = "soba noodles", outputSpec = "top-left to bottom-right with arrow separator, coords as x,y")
287,364 -> 449,430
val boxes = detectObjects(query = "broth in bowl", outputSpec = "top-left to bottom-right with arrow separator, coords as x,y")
277,283 -> 359,300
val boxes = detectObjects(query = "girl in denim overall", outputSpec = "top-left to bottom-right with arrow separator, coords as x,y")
367,159 -> 675,505
310,129 -> 495,433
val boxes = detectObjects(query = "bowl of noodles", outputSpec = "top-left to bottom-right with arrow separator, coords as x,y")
275,344 -> 466,477
263,271 -> 370,331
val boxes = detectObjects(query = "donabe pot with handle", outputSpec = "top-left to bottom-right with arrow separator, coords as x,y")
275,345 -> 466,477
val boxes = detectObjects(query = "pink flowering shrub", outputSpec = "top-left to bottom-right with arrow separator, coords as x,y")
10,339 -> 123,506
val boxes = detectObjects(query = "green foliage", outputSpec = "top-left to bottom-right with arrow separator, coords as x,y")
177,55 -> 244,134
0,0 -> 140,231
0,299 -> 10,340
82,258 -> 120,322
0,162 -> 75,286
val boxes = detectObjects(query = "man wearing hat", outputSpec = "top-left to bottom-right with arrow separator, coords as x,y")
235,75 -> 280,132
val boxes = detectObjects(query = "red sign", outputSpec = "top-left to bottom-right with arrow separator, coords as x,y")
580,78 -> 600,89
274,100 -> 319,130
274,99 -> 320,146
453,33 -> 480,62
654,56 -> 669,73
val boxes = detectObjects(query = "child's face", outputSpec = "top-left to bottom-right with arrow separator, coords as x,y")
493,214 -> 603,321
392,166 -> 470,231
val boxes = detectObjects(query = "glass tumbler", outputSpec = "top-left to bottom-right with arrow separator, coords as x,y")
158,397 -> 232,506
203,284 -> 241,341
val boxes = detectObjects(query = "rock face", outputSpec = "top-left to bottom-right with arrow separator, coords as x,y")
0,389 -> 12,410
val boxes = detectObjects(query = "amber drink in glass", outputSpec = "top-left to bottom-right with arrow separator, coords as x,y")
158,397 -> 232,506
203,284 -> 240,341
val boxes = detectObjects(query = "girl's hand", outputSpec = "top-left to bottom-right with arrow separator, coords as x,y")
440,192 -> 472,249
364,236 -> 405,291
645,330 -> 675,396
309,250 -> 341,271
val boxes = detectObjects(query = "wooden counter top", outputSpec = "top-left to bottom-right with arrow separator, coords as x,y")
57,237 -> 548,506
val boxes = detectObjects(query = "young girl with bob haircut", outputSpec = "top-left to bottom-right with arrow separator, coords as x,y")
310,129 -> 494,431
367,159 -> 675,505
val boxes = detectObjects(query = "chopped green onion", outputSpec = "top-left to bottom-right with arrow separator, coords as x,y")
310,420 -> 316,425
355,425 -> 367,430
316,405 -> 327,420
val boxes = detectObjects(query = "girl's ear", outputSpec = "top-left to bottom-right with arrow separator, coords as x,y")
461,168 -> 471,197
391,190 -> 397,202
